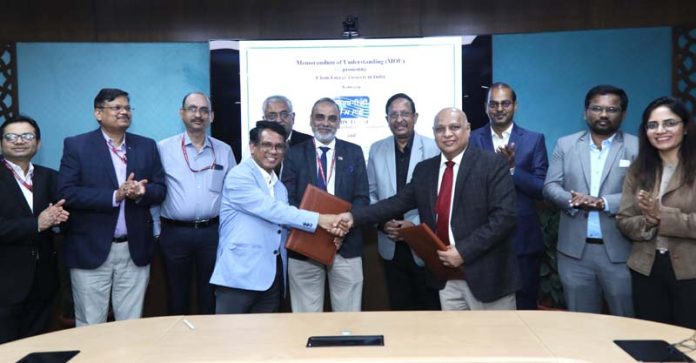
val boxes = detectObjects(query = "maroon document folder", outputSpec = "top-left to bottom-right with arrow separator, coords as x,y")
285,185 -> 352,265
399,224 -> 466,280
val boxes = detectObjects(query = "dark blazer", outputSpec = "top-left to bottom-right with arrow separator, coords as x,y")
352,147 -> 520,302
0,163 -> 59,305
58,129 -> 166,269
288,130 -> 312,147
470,123 -> 548,255
282,138 -> 369,259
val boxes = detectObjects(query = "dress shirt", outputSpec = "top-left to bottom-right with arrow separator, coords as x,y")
587,134 -> 615,239
313,138 -> 337,195
4,159 -> 34,212
490,123 -> 513,151
394,135 -> 414,220
103,131 -> 127,238
253,160 -> 278,198
152,132 -> 236,234
437,148 -> 466,246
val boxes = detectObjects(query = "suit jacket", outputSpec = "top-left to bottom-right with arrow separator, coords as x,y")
352,147 -> 519,302
210,157 -> 319,291
543,130 -> 638,263
367,133 -> 439,263
470,123 -> 548,255
288,130 -> 313,147
283,138 -> 369,259
58,128 -> 166,269
0,163 -> 59,305
617,164 -> 696,280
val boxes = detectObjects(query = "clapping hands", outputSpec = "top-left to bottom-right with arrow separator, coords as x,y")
37,199 -> 70,231
115,172 -> 148,202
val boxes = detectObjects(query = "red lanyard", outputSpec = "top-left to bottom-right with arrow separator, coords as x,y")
3,160 -> 33,192
107,140 -> 128,165
181,136 -> 216,173
314,140 -> 335,187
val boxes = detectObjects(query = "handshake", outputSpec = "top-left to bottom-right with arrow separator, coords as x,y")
316,212 -> 356,249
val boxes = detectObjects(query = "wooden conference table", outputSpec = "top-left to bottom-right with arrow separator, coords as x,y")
1,311 -> 694,362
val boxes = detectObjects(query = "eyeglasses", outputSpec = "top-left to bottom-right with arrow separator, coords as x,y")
265,112 -> 293,121
98,105 -> 134,113
587,105 -> 621,114
312,114 -> 339,122
645,119 -> 683,131
3,133 -> 37,142
257,141 -> 287,152
487,100 -> 514,109
387,111 -> 413,121
184,106 -> 210,115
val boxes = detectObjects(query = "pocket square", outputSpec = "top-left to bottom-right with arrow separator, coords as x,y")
619,159 -> 631,167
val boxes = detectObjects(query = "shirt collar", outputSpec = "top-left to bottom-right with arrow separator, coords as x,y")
440,146 -> 467,166
101,130 -> 126,149
314,138 -> 336,150
490,123 -> 514,139
589,132 -> 616,150
252,160 -> 278,188
183,132 -> 211,149
4,159 -> 34,179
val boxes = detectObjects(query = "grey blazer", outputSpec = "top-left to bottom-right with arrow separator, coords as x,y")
367,133 -> 440,264
543,130 -> 638,263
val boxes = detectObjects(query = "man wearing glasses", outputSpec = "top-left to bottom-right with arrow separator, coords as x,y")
58,88 -> 166,326
543,84 -> 637,316
0,116 -> 69,343
262,95 -> 312,177
470,83 -> 548,310
151,92 -> 236,315
282,97 -> 369,312
366,93 -> 440,311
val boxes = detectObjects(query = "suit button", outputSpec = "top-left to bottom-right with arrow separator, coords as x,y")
273,250 -> 279,255
277,230 -> 281,234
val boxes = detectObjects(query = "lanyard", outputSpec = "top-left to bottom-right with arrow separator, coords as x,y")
314,140 -> 336,188
3,160 -> 33,192
107,140 -> 128,165
181,136 -> 216,173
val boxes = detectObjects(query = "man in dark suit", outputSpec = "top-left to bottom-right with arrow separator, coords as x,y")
470,83 -> 548,309
282,97 -> 369,312
0,116 -> 69,343
262,95 -> 312,177
339,107 -> 519,310
58,88 -> 166,326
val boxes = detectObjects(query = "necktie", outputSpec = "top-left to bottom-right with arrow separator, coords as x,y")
316,146 -> 330,190
435,160 -> 455,245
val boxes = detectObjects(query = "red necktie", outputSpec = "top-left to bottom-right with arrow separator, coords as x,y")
435,160 -> 454,245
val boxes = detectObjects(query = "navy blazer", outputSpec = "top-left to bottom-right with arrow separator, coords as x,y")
0,164 -> 59,305
58,129 -> 166,269
282,138 -> 369,259
352,147 -> 520,302
470,123 -> 548,255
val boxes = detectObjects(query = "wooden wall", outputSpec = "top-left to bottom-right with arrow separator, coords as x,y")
2,0 -> 695,41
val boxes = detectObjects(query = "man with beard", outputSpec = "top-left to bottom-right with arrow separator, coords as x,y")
470,83 -> 548,310
543,85 -> 637,316
282,97 -> 369,312
152,92 -> 236,315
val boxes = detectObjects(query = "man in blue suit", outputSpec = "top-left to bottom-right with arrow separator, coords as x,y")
470,83 -> 548,309
58,88 -> 166,326
282,97 -> 370,312
210,121 -> 345,314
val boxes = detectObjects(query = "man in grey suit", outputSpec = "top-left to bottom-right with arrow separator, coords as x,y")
543,84 -> 638,316
367,93 -> 440,310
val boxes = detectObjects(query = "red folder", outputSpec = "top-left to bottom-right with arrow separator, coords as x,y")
399,224 -> 466,280
285,185 -> 352,265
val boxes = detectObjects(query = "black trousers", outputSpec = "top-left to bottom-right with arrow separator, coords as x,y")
632,251 -> 696,329
515,253 -> 542,310
159,223 -> 219,315
214,256 -> 283,314
0,271 -> 54,344
382,243 -> 441,311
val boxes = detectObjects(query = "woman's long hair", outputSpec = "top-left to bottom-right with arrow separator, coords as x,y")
630,96 -> 695,191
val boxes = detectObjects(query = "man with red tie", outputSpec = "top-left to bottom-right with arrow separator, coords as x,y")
339,107 -> 519,310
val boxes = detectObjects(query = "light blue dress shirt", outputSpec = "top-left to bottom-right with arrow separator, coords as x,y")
586,134 -> 615,239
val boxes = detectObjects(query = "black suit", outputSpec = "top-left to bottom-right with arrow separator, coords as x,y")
352,147 -> 520,303
288,130 -> 313,147
0,163 -> 59,343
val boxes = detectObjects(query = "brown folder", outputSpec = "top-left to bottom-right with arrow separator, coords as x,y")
285,184 -> 352,265
400,224 -> 465,280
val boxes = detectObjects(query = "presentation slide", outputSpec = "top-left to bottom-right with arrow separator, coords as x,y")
213,37 -> 466,160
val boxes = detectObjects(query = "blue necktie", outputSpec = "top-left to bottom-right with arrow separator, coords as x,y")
316,146 -> 330,190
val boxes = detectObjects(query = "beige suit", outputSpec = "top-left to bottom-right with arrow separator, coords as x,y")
617,164 -> 696,280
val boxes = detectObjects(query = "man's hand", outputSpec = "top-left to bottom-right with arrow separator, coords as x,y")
37,199 -> 70,232
637,189 -> 660,225
436,245 -> 464,268
496,142 -> 516,168
124,172 -> 148,200
334,212 -> 354,232
319,214 -> 347,237
569,190 -> 605,211
383,219 -> 415,241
